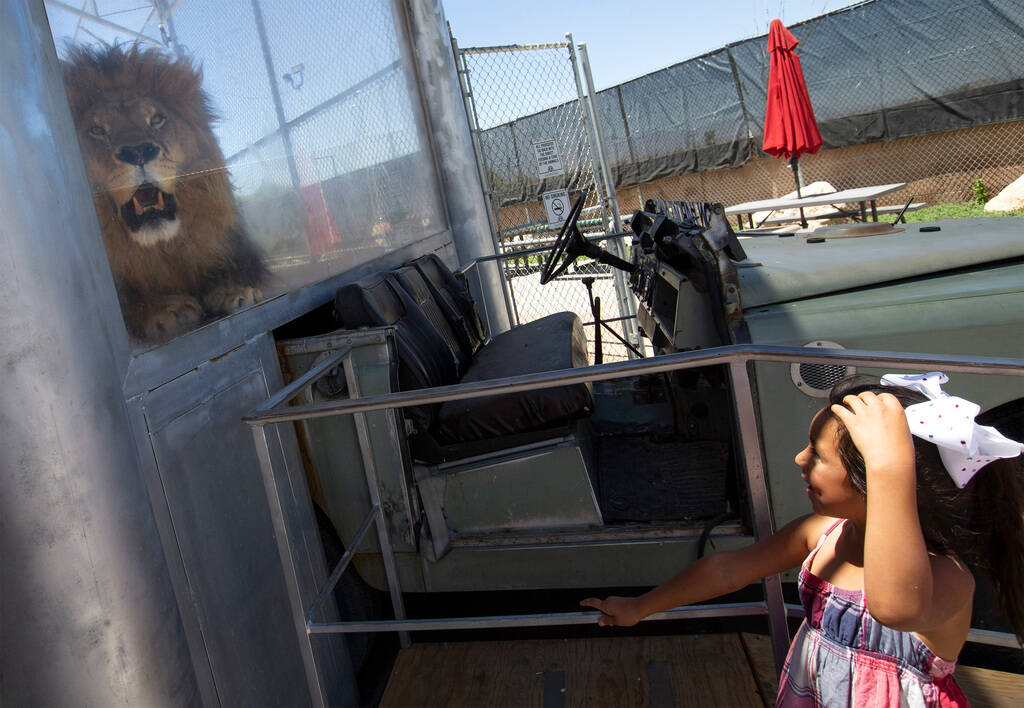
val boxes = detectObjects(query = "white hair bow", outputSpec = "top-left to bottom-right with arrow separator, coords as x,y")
880,372 -> 1023,488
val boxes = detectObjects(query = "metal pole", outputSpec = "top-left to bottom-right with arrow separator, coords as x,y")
250,0 -> 303,195
1,2 -> 199,702
504,123 -> 525,325
402,0 -> 512,334
576,42 -> 641,357
567,36 -> 606,213
307,504 -> 382,622
310,602 -> 770,634
153,0 -> 184,57
247,346 -> 1024,426
44,0 -> 165,47
576,43 -> 622,234
251,425 -> 331,708
344,358 -> 411,649
248,345 -> 1024,652
729,359 -> 791,671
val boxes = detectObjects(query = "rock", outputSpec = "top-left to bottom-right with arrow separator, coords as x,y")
985,172 -> 1024,212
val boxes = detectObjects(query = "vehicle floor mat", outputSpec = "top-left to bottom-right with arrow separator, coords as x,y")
597,437 -> 730,522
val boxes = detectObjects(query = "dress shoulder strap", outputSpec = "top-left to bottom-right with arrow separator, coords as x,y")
803,518 -> 846,568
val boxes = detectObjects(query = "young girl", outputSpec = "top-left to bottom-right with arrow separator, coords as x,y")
581,373 -> 1024,706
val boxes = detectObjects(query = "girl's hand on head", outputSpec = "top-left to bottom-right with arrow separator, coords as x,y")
830,391 -> 915,480
580,596 -> 646,627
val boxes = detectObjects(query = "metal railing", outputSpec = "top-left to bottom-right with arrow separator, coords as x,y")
246,343 -> 1024,707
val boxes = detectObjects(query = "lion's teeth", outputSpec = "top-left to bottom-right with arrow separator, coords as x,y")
134,198 -> 144,216
156,192 -> 164,210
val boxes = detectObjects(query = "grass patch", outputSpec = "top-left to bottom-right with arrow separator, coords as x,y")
879,201 -> 1024,223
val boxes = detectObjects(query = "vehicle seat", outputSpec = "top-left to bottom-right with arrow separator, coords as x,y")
333,258 -> 594,457
333,274 -> 453,432
435,311 -> 591,443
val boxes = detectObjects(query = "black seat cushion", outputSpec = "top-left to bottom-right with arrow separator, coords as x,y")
436,312 -> 593,443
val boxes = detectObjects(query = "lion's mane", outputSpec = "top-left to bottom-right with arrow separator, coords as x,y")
62,44 -> 267,343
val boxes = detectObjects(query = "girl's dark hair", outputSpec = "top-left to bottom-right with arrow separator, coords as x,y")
828,376 -> 1024,643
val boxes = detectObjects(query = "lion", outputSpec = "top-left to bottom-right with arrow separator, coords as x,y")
62,44 -> 268,344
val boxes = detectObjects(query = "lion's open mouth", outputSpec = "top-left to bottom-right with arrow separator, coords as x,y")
120,183 -> 178,232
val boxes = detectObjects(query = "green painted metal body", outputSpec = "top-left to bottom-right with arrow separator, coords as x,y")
280,217 -> 1024,594
417,440 -> 602,536
746,259 -> 1024,530
280,330 -> 750,593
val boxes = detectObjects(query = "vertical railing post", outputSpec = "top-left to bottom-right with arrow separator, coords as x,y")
343,356 -> 411,649
728,358 -> 791,671
251,423 -> 330,707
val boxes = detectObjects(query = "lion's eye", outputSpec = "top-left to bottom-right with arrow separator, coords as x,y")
150,113 -> 166,129
88,125 -> 107,137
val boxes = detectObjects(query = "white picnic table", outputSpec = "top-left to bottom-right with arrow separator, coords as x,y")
725,182 -> 909,229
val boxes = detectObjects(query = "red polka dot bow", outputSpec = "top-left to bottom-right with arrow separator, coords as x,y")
881,372 -> 1024,488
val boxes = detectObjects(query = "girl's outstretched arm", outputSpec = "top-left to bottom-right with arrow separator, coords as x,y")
832,392 -> 974,634
580,513 -> 832,627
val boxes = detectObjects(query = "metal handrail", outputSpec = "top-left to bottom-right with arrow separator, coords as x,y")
247,343 -> 1024,706
246,344 -> 1024,425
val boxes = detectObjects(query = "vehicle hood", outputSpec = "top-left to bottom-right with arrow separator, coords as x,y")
736,217 -> 1024,308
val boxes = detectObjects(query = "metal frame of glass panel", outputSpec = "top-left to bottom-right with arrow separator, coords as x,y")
247,341 -> 1024,707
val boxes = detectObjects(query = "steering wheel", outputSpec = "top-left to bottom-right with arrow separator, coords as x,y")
539,190 -> 588,285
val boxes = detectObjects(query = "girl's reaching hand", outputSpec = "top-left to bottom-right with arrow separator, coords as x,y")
830,391 -> 915,480
579,596 -> 647,627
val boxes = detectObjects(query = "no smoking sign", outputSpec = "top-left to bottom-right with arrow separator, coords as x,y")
542,188 -> 571,225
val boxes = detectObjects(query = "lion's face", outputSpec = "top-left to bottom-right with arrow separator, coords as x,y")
63,45 -> 235,250
76,93 -> 199,245
61,46 -> 266,344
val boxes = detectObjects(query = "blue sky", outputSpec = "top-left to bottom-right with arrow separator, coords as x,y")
443,0 -> 857,90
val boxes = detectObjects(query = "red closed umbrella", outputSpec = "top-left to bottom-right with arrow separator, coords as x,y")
763,19 -> 823,224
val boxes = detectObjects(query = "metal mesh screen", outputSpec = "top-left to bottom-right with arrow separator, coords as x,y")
458,42 -> 639,361
45,0 -> 449,346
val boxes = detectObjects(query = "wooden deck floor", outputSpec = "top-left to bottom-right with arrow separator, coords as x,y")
380,633 -> 1023,708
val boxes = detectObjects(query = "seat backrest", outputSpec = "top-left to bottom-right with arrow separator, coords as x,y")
411,254 -> 486,356
334,275 -> 459,430
389,266 -> 470,376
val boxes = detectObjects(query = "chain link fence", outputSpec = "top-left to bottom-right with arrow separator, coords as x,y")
468,0 -> 1024,232
456,41 -> 639,362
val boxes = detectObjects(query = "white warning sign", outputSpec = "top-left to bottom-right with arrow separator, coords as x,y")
532,139 -> 565,178
542,188 -> 571,225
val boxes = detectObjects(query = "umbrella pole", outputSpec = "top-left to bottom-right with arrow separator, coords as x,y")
790,156 -> 808,228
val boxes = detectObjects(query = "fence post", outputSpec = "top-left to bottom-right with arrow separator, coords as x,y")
419,19 -> 512,334
574,40 -> 641,357
726,46 -> 756,166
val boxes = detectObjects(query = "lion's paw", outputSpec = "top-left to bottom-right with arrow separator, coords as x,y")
204,285 -> 263,314
141,295 -> 203,342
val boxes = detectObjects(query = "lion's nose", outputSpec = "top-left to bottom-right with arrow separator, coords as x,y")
115,142 -> 160,166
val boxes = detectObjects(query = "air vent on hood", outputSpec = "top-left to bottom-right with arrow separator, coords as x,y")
791,341 -> 854,398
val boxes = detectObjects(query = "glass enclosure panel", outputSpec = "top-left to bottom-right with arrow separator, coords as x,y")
45,0 -> 447,350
